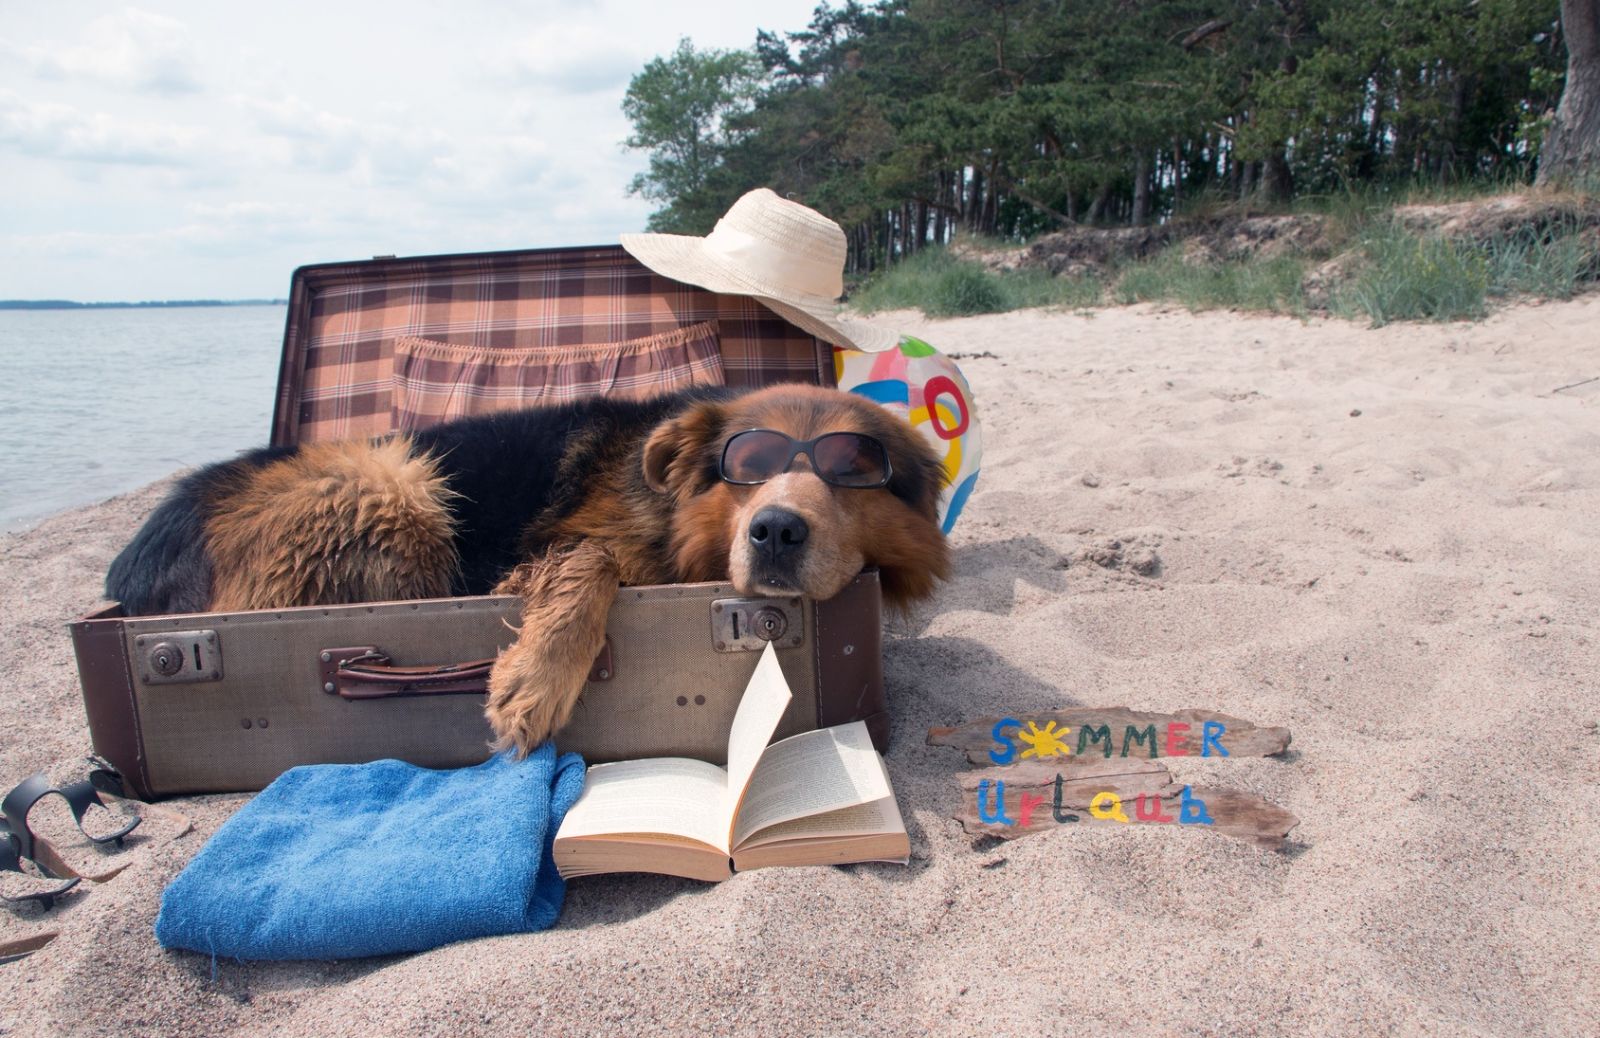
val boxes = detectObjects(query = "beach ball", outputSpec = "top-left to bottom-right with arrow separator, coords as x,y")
833,336 -> 981,534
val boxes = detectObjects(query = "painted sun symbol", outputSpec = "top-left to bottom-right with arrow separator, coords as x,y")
1017,720 -> 1072,759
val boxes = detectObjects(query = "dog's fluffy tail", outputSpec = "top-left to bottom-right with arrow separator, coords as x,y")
108,439 -> 459,616
202,438 -> 459,612
105,460 -> 257,616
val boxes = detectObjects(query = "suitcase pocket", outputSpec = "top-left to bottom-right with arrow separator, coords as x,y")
390,319 -> 726,431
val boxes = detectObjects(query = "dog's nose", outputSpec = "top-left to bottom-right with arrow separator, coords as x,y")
748,507 -> 809,561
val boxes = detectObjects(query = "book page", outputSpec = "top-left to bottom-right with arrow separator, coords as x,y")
735,795 -> 904,850
555,757 -> 730,851
721,642 -> 794,829
556,835 -> 733,883
731,721 -> 893,848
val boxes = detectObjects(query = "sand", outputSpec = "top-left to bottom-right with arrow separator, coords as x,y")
2,297 -> 1597,1036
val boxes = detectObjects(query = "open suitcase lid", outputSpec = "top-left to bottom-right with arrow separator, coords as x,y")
272,243 -> 833,448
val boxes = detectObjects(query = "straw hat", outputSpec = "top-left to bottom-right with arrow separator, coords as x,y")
620,188 -> 900,353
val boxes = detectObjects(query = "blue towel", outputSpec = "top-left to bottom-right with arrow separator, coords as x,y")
155,745 -> 586,960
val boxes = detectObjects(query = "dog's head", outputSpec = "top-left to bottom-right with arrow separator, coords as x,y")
642,384 -> 951,609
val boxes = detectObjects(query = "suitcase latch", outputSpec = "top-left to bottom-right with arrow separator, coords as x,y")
711,598 -> 803,652
134,630 -> 223,685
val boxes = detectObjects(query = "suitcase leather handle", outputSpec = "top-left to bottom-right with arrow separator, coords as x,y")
320,642 -> 613,700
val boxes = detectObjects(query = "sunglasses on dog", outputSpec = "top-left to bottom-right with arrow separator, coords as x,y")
719,430 -> 892,489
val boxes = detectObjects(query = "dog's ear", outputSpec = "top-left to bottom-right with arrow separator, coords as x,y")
878,417 -> 949,523
642,400 -> 725,497
866,417 -> 953,612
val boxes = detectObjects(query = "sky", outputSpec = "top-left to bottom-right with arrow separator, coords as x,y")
0,1 -> 822,301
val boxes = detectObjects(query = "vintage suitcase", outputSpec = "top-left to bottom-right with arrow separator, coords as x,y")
70,244 -> 890,799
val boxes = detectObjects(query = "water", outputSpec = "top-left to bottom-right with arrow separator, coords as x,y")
0,306 -> 286,529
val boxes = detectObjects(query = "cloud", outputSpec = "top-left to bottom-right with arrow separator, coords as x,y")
15,8 -> 203,96
3,200 -> 360,260
501,24 -> 647,95
0,90 -> 200,166
0,0 -> 824,298
232,93 -> 457,187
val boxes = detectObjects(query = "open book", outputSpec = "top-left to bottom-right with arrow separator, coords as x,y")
553,643 -> 909,882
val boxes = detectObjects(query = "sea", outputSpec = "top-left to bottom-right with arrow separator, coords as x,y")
0,305 -> 287,530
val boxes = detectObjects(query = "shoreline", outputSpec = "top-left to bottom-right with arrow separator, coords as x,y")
0,300 -> 287,311
1,473 -> 181,536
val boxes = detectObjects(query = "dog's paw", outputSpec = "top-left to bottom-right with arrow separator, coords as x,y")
485,657 -> 578,756
484,540 -> 620,755
492,562 -> 540,598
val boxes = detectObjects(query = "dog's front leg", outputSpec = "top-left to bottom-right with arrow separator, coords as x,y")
486,542 -> 619,755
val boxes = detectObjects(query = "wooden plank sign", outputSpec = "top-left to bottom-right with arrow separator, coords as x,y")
953,758 -> 1300,849
928,707 -> 1292,767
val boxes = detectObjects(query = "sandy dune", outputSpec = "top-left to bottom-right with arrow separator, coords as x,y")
2,296 -> 1597,1035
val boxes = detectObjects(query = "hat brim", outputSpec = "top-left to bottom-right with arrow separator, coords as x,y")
756,298 -> 901,355
620,232 -> 901,354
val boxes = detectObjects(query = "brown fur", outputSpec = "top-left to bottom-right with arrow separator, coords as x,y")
205,439 -> 458,611
633,385 -> 952,612
486,542 -> 620,753
181,384 -> 949,753
473,384 -> 951,751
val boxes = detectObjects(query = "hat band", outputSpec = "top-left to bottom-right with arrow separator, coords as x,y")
703,224 -> 843,302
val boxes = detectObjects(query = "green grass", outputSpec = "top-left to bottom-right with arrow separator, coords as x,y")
1180,175 -> 1539,250
1113,250 -> 1308,313
1484,221 -> 1599,300
1331,228 -> 1491,325
1330,217 -> 1598,325
850,187 -> 1598,325
850,249 -> 1101,317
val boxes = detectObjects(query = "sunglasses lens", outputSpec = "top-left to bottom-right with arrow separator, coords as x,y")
722,430 -> 794,483
813,433 -> 890,487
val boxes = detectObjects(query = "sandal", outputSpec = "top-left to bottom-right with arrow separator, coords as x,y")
76,757 -> 146,845
1,767 -> 143,885
0,815 -> 78,910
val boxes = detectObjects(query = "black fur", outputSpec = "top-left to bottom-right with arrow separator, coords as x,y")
106,389 -> 733,615
107,384 -> 939,617
404,387 -> 733,595
105,449 -> 293,615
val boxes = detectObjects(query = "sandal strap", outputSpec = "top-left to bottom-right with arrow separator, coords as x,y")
0,817 -> 79,908
0,775 -> 51,862
85,756 -> 130,799
2,770 -> 142,861
56,780 -> 106,825
0,818 -> 22,874
58,779 -> 141,845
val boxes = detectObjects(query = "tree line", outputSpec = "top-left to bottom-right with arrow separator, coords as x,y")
622,0 -> 1582,273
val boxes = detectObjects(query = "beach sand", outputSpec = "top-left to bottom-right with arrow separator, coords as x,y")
2,297 -> 1597,1035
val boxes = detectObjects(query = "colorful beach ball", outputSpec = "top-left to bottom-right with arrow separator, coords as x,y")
833,336 -> 981,534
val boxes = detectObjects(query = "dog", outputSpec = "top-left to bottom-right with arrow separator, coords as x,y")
107,383 -> 951,752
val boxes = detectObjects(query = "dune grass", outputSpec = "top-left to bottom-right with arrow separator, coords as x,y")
1114,251 -> 1308,314
1483,220 -> 1600,300
1330,229 -> 1491,324
850,188 -> 1598,325
1329,218 -> 1598,325
849,249 -> 1101,317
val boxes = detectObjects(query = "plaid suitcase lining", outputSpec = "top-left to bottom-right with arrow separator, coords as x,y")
390,321 -> 727,430
276,247 -> 831,446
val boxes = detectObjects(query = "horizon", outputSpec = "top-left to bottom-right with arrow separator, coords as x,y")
0,297 -> 288,308
0,1 -> 820,302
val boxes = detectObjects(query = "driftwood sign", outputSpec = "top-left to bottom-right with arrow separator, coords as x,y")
928,707 -> 1292,766
952,758 -> 1299,849
931,708 -> 1299,850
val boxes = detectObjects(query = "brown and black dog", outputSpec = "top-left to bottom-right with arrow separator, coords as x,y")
108,384 -> 950,752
